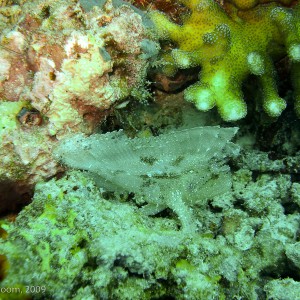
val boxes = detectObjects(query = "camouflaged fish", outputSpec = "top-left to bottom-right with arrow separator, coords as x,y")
54,126 -> 239,231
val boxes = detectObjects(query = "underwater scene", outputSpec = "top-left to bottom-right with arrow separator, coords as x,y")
0,0 -> 300,299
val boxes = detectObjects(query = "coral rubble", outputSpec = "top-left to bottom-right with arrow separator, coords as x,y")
150,0 -> 300,121
0,151 -> 299,299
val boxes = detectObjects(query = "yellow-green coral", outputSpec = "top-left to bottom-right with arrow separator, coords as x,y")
150,0 -> 300,121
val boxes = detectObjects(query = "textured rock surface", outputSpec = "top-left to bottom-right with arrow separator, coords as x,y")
0,0 -> 156,200
0,161 -> 299,299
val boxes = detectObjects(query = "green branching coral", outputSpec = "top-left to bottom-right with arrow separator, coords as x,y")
150,0 -> 300,121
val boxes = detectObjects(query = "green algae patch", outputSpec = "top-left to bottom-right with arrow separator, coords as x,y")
0,101 -> 28,143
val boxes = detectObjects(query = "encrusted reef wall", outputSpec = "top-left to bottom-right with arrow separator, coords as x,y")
0,0 -> 158,206
150,0 -> 300,121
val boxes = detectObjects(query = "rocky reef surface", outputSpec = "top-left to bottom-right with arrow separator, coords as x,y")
1,149 -> 300,299
0,0 -> 158,206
